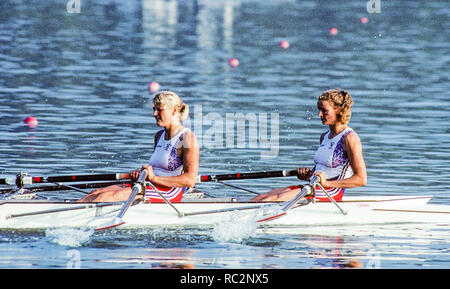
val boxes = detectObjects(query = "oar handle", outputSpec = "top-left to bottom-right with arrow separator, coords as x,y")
94,170 -> 148,231
0,173 -> 131,186
197,169 -> 298,183
117,170 -> 147,219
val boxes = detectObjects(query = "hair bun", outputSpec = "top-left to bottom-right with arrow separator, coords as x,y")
153,91 -> 189,121
179,103 -> 189,121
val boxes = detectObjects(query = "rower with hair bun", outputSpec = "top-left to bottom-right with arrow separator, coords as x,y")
79,91 -> 199,203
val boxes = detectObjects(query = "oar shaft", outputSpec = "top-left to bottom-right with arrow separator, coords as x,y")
33,173 -> 131,183
117,170 -> 147,219
282,175 -> 320,211
94,170 -> 148,231
0,181 -> 131,195
1,173 -> 131,186
197,169 -> 298,183
255,176 -> 320,223
3,169 -> 297,186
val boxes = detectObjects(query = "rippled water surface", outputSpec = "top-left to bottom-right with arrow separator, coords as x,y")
0,0 -> 449,269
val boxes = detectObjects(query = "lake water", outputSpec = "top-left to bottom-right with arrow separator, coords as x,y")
0,0 -> 449,269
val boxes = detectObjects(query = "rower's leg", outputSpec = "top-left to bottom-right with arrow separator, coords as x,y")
250,186 -> 302,202
77,184 -> 132,202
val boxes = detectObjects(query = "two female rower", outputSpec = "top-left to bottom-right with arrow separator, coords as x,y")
79,91 -> 199,203
252,89 -> 367,202
80,88 -> 365,204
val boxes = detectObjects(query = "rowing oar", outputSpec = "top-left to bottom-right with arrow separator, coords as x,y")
196,169 -> 298,183
1,169 -> 296,186
0,181 -> 131,195
0,172 -> 131,199
256,175 -> 347,223
255,175 -> 320,223
183,176 -> 323,220
94,170 -> 148,231
0,172 -> 131,187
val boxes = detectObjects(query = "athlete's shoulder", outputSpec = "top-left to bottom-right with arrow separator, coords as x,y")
343,128 -> 362,148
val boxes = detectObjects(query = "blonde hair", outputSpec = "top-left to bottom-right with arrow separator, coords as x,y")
153,91 -> 189,121
318,89 -> 354,124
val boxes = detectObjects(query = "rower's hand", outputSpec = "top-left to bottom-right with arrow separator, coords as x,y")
141,164 -> 156,182
313,171 -> 329,187
130,169 -> 141,181
297,167 -> 312,180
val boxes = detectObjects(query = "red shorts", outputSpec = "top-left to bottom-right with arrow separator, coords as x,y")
288,185 -> 344,202
126,184 -> 185,203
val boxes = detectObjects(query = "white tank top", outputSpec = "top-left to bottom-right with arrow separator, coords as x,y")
149,128 -> 189,177
313,127 -> 354,181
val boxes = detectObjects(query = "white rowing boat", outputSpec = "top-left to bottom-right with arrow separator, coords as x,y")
1,193 -> 449,230
1,170 -> 449,230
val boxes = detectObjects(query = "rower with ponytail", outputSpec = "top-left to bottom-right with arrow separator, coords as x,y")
252,88 -> 366,202
318,89 -> 354,125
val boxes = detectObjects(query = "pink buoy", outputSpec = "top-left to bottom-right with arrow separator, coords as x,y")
360,17 -> 368,24
24,116 -> 38,127
228,57 -> 239,68
148,81 -> 160,93
329,27 -> 338,35
279,40 -> 290,49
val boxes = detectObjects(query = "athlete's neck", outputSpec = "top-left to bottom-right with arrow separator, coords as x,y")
328,123 -> 347,138
164,123 -> 184,140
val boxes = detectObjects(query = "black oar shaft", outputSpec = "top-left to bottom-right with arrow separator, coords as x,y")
0,173 -> 131,187
198,169 -> 298,183
3,169 -> 298,186
0,181 -> 131,195
32,173 -> 130,183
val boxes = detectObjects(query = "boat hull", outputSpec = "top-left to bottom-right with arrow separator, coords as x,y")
0,195 -> 449,229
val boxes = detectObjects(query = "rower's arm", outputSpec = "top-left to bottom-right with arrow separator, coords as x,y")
321,132 -> 367,189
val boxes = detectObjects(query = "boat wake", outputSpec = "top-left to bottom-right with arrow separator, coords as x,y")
45,227 -> 94,247
212,210 -> 258,243
211,204 -> 282,243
